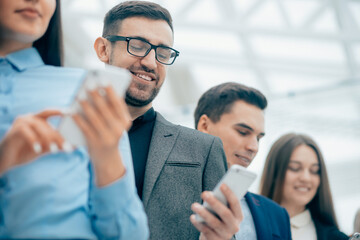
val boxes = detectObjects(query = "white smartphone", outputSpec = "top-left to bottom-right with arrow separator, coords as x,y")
58,65 -> 131,147
195,164 -> 257,223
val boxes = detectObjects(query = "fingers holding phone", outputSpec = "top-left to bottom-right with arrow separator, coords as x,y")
72,86 -> 130,186
73,86 -> 131,156
190,184 -> 243,240
190,165 -> 256,239
0,110 -> 64,174
62,66 -> 132,186
58,66 -> 131,151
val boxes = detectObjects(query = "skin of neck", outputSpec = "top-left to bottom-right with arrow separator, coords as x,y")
127,103 -> 153,121
281,202 -> 306,218
0,36 -> 33,57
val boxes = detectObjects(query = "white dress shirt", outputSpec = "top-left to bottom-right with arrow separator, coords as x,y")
235,198 -> 257,240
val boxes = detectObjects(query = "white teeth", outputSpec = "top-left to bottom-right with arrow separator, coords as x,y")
296,187 -> 310,192
235,154 -> 249,163
136,73 -> 152,81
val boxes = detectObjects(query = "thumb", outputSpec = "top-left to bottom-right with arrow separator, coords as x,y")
35,109 -> 63,119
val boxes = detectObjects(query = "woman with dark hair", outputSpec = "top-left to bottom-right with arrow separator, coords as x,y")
0,0 -> 148,239
259,133 -> 348,240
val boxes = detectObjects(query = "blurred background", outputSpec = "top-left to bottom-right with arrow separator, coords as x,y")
60,0 -> 360,234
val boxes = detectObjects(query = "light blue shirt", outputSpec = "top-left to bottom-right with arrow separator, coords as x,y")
235,198 -> 257,240
0,48 -> 149,239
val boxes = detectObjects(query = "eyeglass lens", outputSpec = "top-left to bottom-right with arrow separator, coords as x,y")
128,39 -> 176,64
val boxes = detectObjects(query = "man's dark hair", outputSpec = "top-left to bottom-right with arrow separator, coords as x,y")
194,82 -> 268,129
102,1 -> 173,37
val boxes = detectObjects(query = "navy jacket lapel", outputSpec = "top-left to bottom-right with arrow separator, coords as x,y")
245,193 -> 272,240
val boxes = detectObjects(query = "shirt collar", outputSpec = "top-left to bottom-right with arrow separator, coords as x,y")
133,107 -> 156,125
5,47 -> 44,71
291,209 -> 312,229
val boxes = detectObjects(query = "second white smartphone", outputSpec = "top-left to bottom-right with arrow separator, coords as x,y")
195,164 -> 257,223
58,65 -> 131,147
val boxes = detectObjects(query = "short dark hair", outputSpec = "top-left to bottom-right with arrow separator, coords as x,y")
194,82 -> 267,129
259,133 -> 339,228
33,0 -> 63,66
102,1 -> 173,37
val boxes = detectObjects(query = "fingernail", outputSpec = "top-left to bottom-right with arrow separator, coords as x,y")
49,142 -> 59,154
62,142 -> 73,153
193,203 -> 201,210
203,192 -> 211,200
33,142 -> 42,154
98,88 -> 106,96
221,183 -> 228,190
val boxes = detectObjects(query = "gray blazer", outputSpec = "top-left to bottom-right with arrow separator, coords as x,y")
143,113 -> 227,240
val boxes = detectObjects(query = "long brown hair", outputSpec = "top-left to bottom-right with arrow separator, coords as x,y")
33,0 -> 63,66
259,133 -> 339,227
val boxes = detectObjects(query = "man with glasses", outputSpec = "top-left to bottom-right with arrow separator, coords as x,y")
94,1 -> 240,239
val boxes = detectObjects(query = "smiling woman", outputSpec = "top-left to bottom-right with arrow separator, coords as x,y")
259,133 -> 348,240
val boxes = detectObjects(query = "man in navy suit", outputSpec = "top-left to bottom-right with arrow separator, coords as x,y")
192,82 -> 292,240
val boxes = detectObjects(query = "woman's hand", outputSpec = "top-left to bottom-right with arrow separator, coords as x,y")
0,110 -> 64,175
73,86 -> 131,187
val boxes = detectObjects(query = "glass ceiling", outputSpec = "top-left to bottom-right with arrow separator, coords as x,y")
61,0 -> 360,234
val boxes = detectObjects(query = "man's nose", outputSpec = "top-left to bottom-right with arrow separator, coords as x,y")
246,137 -> 259,154
140,49 -> 157,70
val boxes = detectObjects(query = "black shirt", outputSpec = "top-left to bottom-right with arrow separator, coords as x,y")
128,107 -> 156,199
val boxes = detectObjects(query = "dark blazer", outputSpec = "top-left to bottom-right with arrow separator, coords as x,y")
143,113 -> 228,240
245,192 -> 292,240
313,217 -> 348,240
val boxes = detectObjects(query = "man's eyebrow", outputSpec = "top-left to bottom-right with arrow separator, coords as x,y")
128,35 -> 149,42
129,35 -> 171,47
235,123 -> 265,137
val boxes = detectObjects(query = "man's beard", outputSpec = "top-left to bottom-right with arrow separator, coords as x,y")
125,83 -> 161,107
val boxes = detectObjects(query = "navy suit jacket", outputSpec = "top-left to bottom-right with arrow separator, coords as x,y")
245,192 -> 292,240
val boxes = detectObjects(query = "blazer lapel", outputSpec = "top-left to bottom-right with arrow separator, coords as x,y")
245,193 -> 272,240
142,113 -> 179,208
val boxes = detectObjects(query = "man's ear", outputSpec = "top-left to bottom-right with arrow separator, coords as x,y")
94,37 -> 110,63
197,114 -> 211,134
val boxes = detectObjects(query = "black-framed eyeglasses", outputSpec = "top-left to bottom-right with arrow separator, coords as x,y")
105,35 -> 180,65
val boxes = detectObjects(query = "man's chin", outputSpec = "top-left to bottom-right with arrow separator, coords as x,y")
125,96 -> 152,107
125,89 -> 159,107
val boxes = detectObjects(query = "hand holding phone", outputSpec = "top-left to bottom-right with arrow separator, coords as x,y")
58,65 -> 131,147
195,164 -> 257,223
